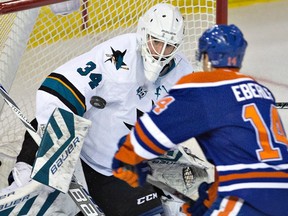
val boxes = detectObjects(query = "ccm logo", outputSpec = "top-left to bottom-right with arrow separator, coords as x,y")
137,193 -> 158,205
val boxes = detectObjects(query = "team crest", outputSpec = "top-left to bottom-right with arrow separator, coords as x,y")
136,86 -> 148,99
105,47 -> 129,70
155,85 -> 168,99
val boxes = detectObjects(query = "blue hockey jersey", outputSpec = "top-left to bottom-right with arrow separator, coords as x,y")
129,69 -> 288,215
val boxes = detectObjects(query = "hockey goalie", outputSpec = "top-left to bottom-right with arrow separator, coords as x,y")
0,141 -> 212,215
0,86 -> 212,215
0,3 -> 214,214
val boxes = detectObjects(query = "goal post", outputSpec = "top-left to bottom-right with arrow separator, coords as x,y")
216,0 -> 228,24
0,0 -> 227,185
0,0 -> 69,14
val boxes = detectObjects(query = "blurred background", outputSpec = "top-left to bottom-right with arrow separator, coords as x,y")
229,0 -> 288,132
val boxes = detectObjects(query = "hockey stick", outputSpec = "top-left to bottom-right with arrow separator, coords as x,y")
276,102 -> 288,109
0,85 -> 105,216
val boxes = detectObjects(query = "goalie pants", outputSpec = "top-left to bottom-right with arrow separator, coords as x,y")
81,159 -> 164,216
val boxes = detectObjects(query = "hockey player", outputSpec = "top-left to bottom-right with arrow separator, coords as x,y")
111,24 -> 288,216
9,3 -> 197,215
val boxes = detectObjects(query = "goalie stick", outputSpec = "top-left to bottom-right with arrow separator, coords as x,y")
0,85 -> 105,216
276,102 -> 288,109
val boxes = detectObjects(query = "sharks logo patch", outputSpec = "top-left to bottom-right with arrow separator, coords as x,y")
105,47 -> 129,70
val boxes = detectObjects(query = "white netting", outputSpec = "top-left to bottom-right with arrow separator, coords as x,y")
0,0 -> 217,158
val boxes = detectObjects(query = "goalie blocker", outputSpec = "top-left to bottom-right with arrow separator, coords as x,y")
0,84 -> 105,216
31,108 -> 91,193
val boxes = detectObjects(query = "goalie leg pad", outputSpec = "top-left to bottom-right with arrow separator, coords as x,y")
0,154 -> 16,189
0,162 -> 79,215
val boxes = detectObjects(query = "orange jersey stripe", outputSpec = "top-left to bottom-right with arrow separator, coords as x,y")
134,122 -> 167,155
204,172 -> 219,208
114,134 -> 146,165
176,69 -> 254,85
219,171 -> 288,182
218,197 -> 239,216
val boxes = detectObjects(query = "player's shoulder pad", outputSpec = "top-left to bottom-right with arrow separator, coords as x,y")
174,69 -> 253,87
94,33 -> 140,80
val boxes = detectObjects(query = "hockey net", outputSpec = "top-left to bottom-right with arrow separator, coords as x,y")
0,0 -> 225,158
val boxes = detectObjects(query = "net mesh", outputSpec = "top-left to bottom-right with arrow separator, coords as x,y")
0,0 -> 217,157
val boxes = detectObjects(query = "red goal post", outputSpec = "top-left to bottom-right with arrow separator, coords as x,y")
0,0 -> 227,185
217,0 -> 228,24
0,0 -> 69,14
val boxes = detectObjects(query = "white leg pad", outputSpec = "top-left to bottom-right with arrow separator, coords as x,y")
0,153 -> 16,189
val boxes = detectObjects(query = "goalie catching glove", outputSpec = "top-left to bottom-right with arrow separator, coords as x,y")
112,135 -> 150,187
180,180 -> 218,216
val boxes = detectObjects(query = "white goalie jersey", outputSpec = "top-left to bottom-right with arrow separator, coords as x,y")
35,33 -> 194,176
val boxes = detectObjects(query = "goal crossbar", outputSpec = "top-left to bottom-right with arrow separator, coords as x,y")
0,0 -> 70,14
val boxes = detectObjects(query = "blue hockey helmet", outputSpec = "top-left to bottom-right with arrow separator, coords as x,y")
197,24 -> 247,68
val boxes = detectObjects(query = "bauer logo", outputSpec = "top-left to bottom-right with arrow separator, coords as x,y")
0,194 -> 30,211
50,136 -> 81,175
31,108 -> 91,193
0,191 -> 15,200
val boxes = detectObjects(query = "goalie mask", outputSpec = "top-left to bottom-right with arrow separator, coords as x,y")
137,3 -> 185,82
197,24 -> 248,69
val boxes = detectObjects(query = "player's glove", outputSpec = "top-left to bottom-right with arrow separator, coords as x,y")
112,135 -> 150,187
181,202 -> 193,216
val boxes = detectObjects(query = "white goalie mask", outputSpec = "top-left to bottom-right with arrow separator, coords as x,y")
137,3 -> 185,82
